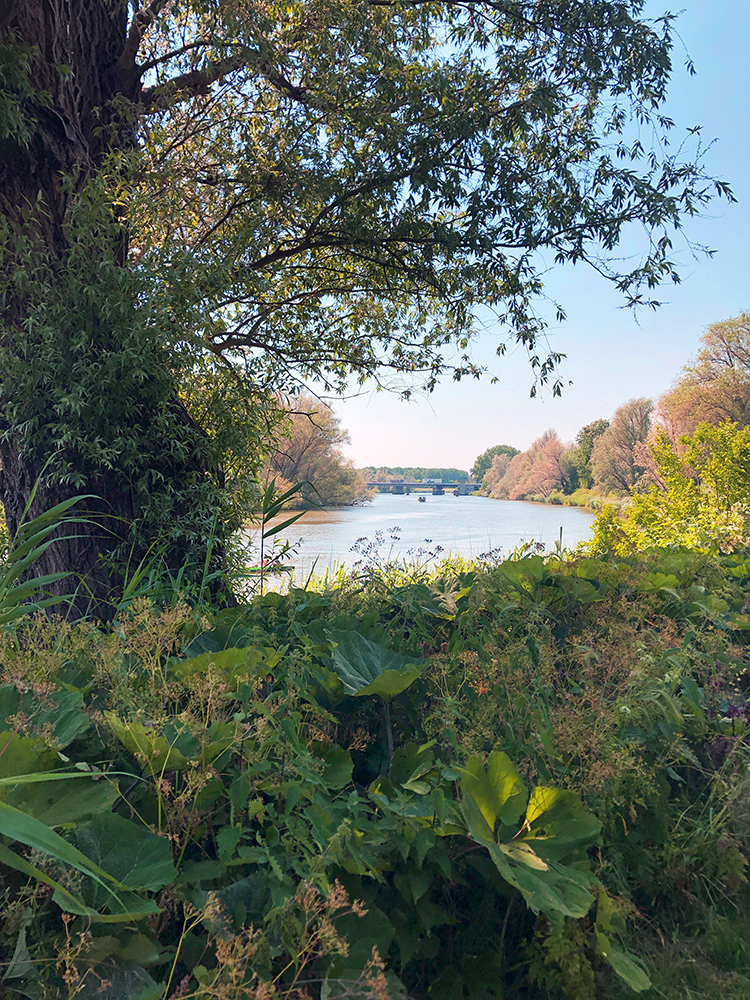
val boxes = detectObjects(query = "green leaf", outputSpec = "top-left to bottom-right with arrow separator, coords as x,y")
333,903 -> 395,973
520,786 -> 602,862
262,510 -> 306,539
0,802 -> 130,913
455,760 -> 600,919
2,907 -> 33,980
487,842 -> 596,918
106,715 -> 194,775
328,630 -> 424,700
70,814 -> 177,896
595,933 -> 651,992
459,752 -> 528,837
0,732 -> 56,782
0,684 -> 90,748
6,775 -> 118,826
318,745 -> 354,789
0,840 -> 91,915
172,646 -> 280,687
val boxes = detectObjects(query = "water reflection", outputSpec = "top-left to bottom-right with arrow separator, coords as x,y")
247,493 -> 595,580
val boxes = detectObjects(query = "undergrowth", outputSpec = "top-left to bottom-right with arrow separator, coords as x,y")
1,545 -> 750,998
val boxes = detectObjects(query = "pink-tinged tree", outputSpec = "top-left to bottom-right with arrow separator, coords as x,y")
267,395 -> 371,507
490,430 -> 574,499
591,398 -> 654,494
658,313 -> 750,438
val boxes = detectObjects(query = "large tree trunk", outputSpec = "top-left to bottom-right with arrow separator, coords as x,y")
0,1 -> 226,617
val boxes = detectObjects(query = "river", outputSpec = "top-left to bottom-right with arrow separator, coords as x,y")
250,493 -> 596,583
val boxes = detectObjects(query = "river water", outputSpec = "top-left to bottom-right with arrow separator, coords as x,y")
251,493 -> 595,583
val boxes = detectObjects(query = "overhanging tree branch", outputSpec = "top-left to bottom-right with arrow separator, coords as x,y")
139,53 -> 248,112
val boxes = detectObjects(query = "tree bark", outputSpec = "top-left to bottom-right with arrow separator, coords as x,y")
0,1 -> 224,617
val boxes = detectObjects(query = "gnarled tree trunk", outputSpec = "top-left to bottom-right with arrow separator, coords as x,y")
0,1 -> 225,617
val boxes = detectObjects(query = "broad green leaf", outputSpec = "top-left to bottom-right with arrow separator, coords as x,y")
172,646 -> 281,687
595,891 -> 652,991
71,814 -> 177,895
106,715 -> 195,774
0,684 -> 90,748
460,752 -> 528,836
496,841 -> 550,871
328,630 -> 424,700
52,888 -> 162,923
0,802 -> 130,913
0,732 -> 56,783
333,903 -> 395,973
637,572 -> 680,594
595,933 -> 651,992
193,874 -> 269,933
67,962 -> 161,998
487,842 -> 596,918
6,775 -> 118,827
0,840 -> 91,915
318,746 -> 353,789
521,787 -> 602,862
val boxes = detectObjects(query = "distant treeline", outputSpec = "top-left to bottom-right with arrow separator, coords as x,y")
361,466 -> 470,482
471,312 -> 750,513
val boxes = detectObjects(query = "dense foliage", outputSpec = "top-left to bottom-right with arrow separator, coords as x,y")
0,0 -> 731,606
2,535 -> 750,998
658,313 -> 750,436
472,314 -> 750,518
592,420 -> 750,555
266,395 -> 372,508
471,447 -> 521,484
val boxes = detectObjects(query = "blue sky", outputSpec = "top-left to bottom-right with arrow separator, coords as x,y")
331,1 -> 749,471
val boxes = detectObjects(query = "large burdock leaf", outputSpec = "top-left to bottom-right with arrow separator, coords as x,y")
328,630 -> 424,700
457,755 -> 600,920
459,752 -> 527,838
71,814 -> 177,896
520,786 -> 602,862
172,646 -> 281,688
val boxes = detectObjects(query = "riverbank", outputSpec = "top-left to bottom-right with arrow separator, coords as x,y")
480,486 -> 625,512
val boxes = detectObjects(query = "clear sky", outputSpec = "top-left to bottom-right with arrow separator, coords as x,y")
327,1 -> 749,471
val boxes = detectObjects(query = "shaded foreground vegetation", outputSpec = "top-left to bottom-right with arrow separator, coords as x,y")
2,543 -> 750,999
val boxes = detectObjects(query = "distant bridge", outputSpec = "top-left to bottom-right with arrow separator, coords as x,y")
366,481 -> 480,496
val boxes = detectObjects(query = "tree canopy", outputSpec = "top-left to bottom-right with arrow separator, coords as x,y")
0,0 -> 731,609
658,312 -> 750,437
592,420 -> 750,554
472,445 -> 521,483
266,395 -> 371,506
590,398 -> 653,494
570,419 -> 610,489
485,429 -> 576,499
